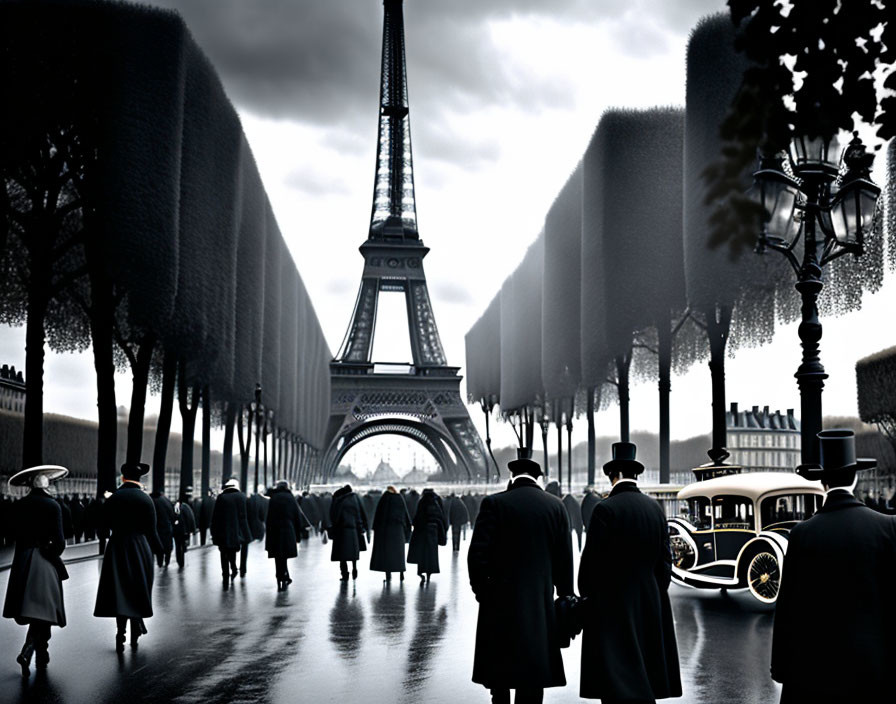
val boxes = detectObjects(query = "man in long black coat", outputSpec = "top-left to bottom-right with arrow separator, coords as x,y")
94,462 -> 162,651
772,430 -> 896,704
469,453 -> 574,704
265,481 -> 304,591
211,479 -> 251,585
562,493 -> 584,552
578,443 -> 681,703
173,493 -> 196,568
329,485 -> 368,581
446,493 -> 470,551
151,490 -> 176,568
581,488 -> 601,535
199,491 -> 215,545
370,487 -> 412,582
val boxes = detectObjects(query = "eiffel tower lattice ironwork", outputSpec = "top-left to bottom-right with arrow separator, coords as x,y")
322,0 -> 488,481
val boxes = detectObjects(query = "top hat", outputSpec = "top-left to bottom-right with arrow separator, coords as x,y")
121,462 -> 150,480
602,442 -> 645,476
796,429 -> 875,481
183,485 -> 194,495
223,478 -> 240,491
508,447 -> 543,478
9,465 -> 69,487
274,479 -> 290,490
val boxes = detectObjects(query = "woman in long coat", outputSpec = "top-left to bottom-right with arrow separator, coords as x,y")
3,465 -> 69,676
370,486 -> 412,582
407,488 -> 446,584
329,485 -> 368,581
94,462 -> 162,652
265,481 -> 304,591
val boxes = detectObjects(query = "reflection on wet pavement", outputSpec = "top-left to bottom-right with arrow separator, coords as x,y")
0,533 -> 781,703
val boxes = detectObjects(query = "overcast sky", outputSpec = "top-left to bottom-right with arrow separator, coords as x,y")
2,0 -> 893,473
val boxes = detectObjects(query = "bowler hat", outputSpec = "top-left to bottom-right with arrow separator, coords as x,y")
602,442 -> 644,476
508,447 -> 543,478
796,429 -> 875,481
9,465 -> 69,487
120,462 -> 150,480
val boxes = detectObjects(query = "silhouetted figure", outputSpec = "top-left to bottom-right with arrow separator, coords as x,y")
446,493 -> 470,551
469,452 -> 574,704
211,479 -> 250,586
94,462 -> 162,652
581,488 -> 601,534
151,490 -> 176,568
404,488 -> 420,521
265,480 -> 304,591
370,486 -> 412,582
578,443 -> 681,703
329,484 -> 368,581
173,493 -> 196,568
772,430 -> 896,704
56,496 -> 73,544
299,492 -> 321,534
408,488 -> 446,585
562,494 -> 584,552
544,479 -> 561,498
3,465 -> 69,676
247,491 -> 266,542
199,491 -> 215,545
70,493 -> 85,543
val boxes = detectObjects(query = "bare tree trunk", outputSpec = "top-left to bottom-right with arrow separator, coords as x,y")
125,333 -> 155,465
152,351 -> 177,494
22,289 -> 49,468
177,360 -> 200,497
615,349 -> 632,443
90,281 -> 117,496
586,387 -> 596,488
200,385 -> 211,497
222,401 -> 236,482
658,313 -> 672,483
705,304 -> 732,464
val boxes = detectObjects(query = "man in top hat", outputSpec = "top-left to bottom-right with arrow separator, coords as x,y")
211,478 -> 251,586
468,449 -> 574,704
2,465 -> 69,676
94,462 -> 162,652
771,429 -> 896,704
578,442 -> 681,703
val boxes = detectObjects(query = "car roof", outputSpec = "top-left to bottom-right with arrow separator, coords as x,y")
677,471 -> 825,502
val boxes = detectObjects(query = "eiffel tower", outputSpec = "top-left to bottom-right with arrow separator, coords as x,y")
321,0 -> 488,482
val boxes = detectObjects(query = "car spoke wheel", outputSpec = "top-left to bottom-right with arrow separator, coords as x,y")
747,551 -> 780,603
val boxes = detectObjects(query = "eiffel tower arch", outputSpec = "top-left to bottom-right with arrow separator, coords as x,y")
322,0 -> 488,482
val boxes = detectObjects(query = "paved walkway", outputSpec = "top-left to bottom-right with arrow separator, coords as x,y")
0,534 -> 782,704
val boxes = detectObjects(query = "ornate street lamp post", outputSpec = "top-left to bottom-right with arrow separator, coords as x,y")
752,132 -> 880,465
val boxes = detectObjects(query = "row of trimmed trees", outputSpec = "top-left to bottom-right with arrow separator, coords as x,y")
0,1 -> 331,497
466,12 -> 893,488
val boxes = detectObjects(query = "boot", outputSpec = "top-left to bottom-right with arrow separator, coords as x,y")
399,571 -> 404,582
130,619 -> 146,648
352,566 -> 358,580
35,648 -> 49,669
115,632 -> 126,653
16,642 -> 34,677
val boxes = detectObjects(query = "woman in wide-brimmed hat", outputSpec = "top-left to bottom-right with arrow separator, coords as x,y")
2,465 -> 69,677
93,462 -> 162,652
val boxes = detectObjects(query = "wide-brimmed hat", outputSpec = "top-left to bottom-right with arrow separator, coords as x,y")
121,462 -> 150,480
602,442 -> 644,476
508,447 -> 543,478
223,478 -> 240,490
9,465 -> 69,487
796,429 -> 875,481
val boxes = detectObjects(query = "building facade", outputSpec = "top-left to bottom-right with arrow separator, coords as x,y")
727,403 -> 801,472
0,364 -> 25,414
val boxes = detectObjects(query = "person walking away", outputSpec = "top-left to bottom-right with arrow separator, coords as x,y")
562,493 -> 584,552
408,488 -> 447,585
329,484 -> 368,581
3,465 -> 69,676
447,493 -> 470,552
771,429 -> 896,704
578,442 -> 681,704
173,492 -> 197,568
211,478 -> 250,587
199,490 -> 215,545
370,486 -> 412,583
469,450 -> 574,704
580,487 -> 601,538
94,462 -> 163,652
150,489 -> 176,568
265,480 -> 304,591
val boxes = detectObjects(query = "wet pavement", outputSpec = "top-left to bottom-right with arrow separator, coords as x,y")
0,534 -> 781,704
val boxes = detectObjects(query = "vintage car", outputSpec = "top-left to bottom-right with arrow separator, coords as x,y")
668,472 -> 825,603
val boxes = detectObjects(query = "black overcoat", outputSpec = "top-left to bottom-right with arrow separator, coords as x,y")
329,486 -> 368,561
57,498 -> 73,539
469,478 -> 574,690
173,501 -> 196,539
3,489 -> 68,626
265,487 -> 303,559
247,493 -> 266,540
562,494 -> 584,535
370,491 -> 411,573
152,493 -> 176,551
199,495 -> 215,531
771,491 -> 896,703
447,495 -> 470,527
211,488 -> 251,549
581,492 -> 601,532
462,494 -> 479,525
94,483 -> 162,618
407,490 -> 446,573
578,481 -> 681,701
405,489 -> 420,521
319,494 -> 332,531
299,494 -> 321,530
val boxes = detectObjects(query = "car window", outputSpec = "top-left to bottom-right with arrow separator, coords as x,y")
760,493 -> 823,529
685,497 -> 712,531
712,495 -> 754,530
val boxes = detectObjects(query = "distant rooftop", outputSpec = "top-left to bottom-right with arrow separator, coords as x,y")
727,403 -> 799,432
